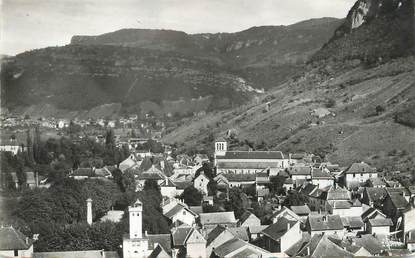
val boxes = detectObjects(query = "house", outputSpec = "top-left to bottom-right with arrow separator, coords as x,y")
306,215 -> 345,238
171,226 -> 206,258
199,212 -> 237,229
261,217 -> 302,253
341,162 -> 377,189
341,216 -> 364,235
311,168 -> 334,188
287,166 -> 312,187
70,168 -> 95,180
214,138 -> 287,174
119,154 -> 142,173
290,205 -> 312,218
210,238 -> 269,258
163,203 -> 198,226
193,172 -> 209,195
403,207 -> 415,243
185,228 -> 207,258
382,191 -> 409,224
205,225 -> 238,255
294,234 -> 354,258
214,173 -> 256,188
0,226 -> 34,258
159,178 -> 177,198
202,196 -> 214,206
361,207 -> 393,237
361,187 -> 387,207
237,211 -> 261,227
270,206 -> 302,224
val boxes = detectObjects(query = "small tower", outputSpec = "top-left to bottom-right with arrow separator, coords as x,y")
214,137 -> 227,157
129,199 -> 143,239
86,198 -> 93,225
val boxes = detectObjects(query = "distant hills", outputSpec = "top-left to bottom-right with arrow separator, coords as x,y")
1,18 -> 342,117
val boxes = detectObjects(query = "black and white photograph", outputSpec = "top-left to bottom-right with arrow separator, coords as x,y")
0,0 -> 414,257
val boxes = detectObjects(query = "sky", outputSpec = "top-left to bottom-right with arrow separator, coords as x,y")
1,0 -> 355,55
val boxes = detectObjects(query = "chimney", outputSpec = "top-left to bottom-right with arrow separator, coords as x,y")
322,215 -> 327,222
35,172 -> 39,187
306,246 -> 310,255
26,237 -> 29,245
287,223 -> 291,231
86,198 -> 93,225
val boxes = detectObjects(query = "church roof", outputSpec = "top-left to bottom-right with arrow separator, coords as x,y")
216,151 -> 284,160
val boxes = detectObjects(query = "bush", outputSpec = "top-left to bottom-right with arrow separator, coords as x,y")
325,98 -> 336,108
376,105 -> 386,114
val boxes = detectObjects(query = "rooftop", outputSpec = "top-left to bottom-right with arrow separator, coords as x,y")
216,151 -> 284,160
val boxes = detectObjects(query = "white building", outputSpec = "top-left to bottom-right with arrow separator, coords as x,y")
0,145 -> 24,155
193,172 -> 209,195
342,162 -> 378,189
214,138 -> 288,175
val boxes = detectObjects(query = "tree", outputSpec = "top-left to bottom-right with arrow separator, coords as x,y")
181,186 -> 203,206
269,175 -> 287,195
226,188 -> 250,219
376,105 -> 386,115
195,162 -> 215,179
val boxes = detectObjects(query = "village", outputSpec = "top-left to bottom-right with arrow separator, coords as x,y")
1,123 -> 415,258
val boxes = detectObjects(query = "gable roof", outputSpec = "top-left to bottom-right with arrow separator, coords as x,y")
297,234 -> 353,258
262,217 -> 298,241
307,215 -> 344,231
148,244 -> 171,258
199,212 -> 236,226
321,186 -> 350,201
0,226 -> 32,250
311,168 -> 333,179
364,187 -> 387,203
216,151 -> 284,160
206,225 -> 228,246
212,238 -> 268,257
344,162 -> 376,174
288,166 -> 311,176
171,227 -> 193,247
164,204 -> 196,220
387,192 -> 409,210
353,234 -> 384,255
186,228 -> 206,244
270,207 -> 301,222
147,234 -> 171,253
227,227 -> 249,242
290,205 -> 311,215
238,211 -> 259,225
341,217 -> 364,228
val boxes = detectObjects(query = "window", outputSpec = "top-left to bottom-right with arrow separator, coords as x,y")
361,173 -> 363,176
14,250 -> 18,257
183,211 -> 186,215
353,173 -> 356,178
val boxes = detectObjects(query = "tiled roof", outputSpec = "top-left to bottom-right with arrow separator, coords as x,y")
164,204 -> 195,219
73,168 -> 95,177
341,217 -> 364,228
344,162 -> 376,174
321,186 -> 351,201
365,187 -> 387,202
262,217 -> 298,241
285,232 -> 311,257
368,218 -> 393,227
248,225 -> 268,234
353,234 -> 384,255
290,205 -> 311,215
216,151 -> 284,160
270,207 -> 301,222
307,215 -> 344,231
199,212 -> 236,226
311,168 -> 333,179
147,234 -> 171,253
387,192 -> 409,209
174,181 -> 192,190
288,166 -> 312,176
206,225 -> 227,246
297,234 -> 353,258
222,173 -> 256,182
212,238 -> 267,257
171,227 -> 193,246
0,226 -> 32,250
217,162 -> 281,169
137,172 -> 164,180
227,227 -> 249,241
329,200 -> 352,209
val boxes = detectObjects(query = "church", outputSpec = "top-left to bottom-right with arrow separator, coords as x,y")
214,138 -> 290,175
